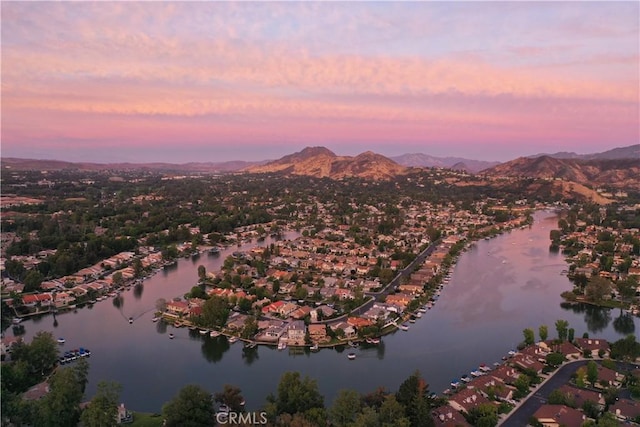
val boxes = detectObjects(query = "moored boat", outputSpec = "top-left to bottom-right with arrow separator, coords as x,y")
169,333 -> 175,339
210,331 -> 220,338
57,337 -> 66,344
347,353 -> 356,360
228,336 -> 239,344
399,324 -> 409,331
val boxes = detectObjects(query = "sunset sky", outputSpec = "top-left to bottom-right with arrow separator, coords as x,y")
2,1 -> 638,163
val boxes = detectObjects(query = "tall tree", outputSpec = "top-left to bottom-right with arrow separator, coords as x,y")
330,389 -> 362,427
523,328 -> 535,346
36,361 -> 89,427
395,370 -> 434,427
270,372 -> 325,419
162,384 -> 215,427
539,325 -> 548,342
555,319 -> 569,342
586,361 -> 598,387
80,381 -> 122,427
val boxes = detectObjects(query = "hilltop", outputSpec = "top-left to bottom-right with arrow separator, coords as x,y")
244,147 -> 408,180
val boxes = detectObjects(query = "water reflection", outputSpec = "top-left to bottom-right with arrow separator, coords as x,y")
113,295 -> 123,309
133,283 -> 144,300
613,311 -> 636,335
242,346 -> 259,365
155,320 -> 167,334
201,335 -> 230,363
560,302 -> 612,333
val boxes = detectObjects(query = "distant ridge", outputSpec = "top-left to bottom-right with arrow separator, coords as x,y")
527,144 -> 639,161
391,153 -> 499,173
482,156 -> 640,190
0,158 -> 266,173
244,147 -> 407,180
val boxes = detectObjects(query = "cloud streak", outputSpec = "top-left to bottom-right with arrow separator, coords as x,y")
1,1 -> 638,161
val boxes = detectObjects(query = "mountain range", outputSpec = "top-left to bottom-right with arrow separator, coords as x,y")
2,144 -> 637,188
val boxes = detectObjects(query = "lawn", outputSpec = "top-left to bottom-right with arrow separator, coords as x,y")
129,412 -> 163,427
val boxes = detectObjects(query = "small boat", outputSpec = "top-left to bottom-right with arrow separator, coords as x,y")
508,350 -> 517,356
399,324 -> 409,331
347,353 -> 356,360
210,331 -> 220,337
199,329 -> 208,335
228,336 -> 238,344
450,379 -> 460,388
169,333 -> 175,339
366,337 -> 380,345
461,375 -> 471,383
278,340 -> 287,350
12,318 -> 23,324
479,364 -> 491,372
57,337 -> 66,344
128,317 -> 133,324
152,317 -> 159,322
310,343 -> 319,352
418,307 -> 427,313
416,312 -> 423,318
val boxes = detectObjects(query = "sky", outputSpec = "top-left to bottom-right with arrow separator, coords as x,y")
1,1 -> 638,163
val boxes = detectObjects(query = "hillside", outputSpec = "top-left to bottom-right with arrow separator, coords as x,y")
482,156 -> 640,190
244,147 -> 407,180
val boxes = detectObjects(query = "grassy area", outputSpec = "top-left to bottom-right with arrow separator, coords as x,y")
129,412 -> 163,427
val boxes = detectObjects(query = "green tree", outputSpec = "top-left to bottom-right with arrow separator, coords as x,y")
585,276 -> 612,303
330,389 -> 362,427
586,361 -> 598,387
270,372 -> 325,418
567,328 -> 575,343
23,270 -> 44,293
555,319 -> 569,342
162,384 -> 215,427
197,265 -> 207,281
112,271 -> 124,287
80,381 -> 122,427
545,352 -> 565,368
132,258 -> 143,278
200,296 -> 229,329
378,395 -> 410,427
610,335 -> 640,360
466,403 -> 498,427
36,360 -> 89,427
539,325 -> 548,342
523,328 -> 535,346
395,370 -> 434,427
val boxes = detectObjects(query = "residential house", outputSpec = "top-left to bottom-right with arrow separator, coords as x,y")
596,365 -> 623,389
574,338 -> 609,358
541,341 -> 582,360
556,385 -> 605,410
21,293 -> 53,307
278,302 -> 299,318
533,405 -> 586,427
466,376 -> 514,402
290,306 -> 312,320
166,300 -> 190,316
490,365 -> 521,385
347,317 -> 374,330
448,387 -> 493,414
510,354 -> 545,374
53,292 -> 75,308
288,320 -> 306,345
431,405 -> 472,427
609,398 -> 640,422
308,324 -> 329,343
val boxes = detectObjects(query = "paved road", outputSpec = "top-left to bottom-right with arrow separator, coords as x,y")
350,238 -> 443,318
500,360 -> 640,427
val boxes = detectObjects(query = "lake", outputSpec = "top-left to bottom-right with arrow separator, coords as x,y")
7,211 -> 638,411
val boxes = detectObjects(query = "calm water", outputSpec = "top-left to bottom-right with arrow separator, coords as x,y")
8,212 -> 638,411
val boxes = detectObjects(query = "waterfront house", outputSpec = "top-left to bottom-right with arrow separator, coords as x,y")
431,405 -> 472,427
308,324 -> 329,343
21,293 -> 53,308
466,376 -> 514,402
510,354 -> 545,374
533,404 -> 586,427
489,365 -> 521,385
287,320 -> 306,345
257,320 -> 288,342
53,292 -> 75,308
542,341 -> 582,359
347,317 -> 374,330
448,387 -> 494,414
166,300 -> 190,316
226,312 -> 249,330
609,398 -> 640,422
